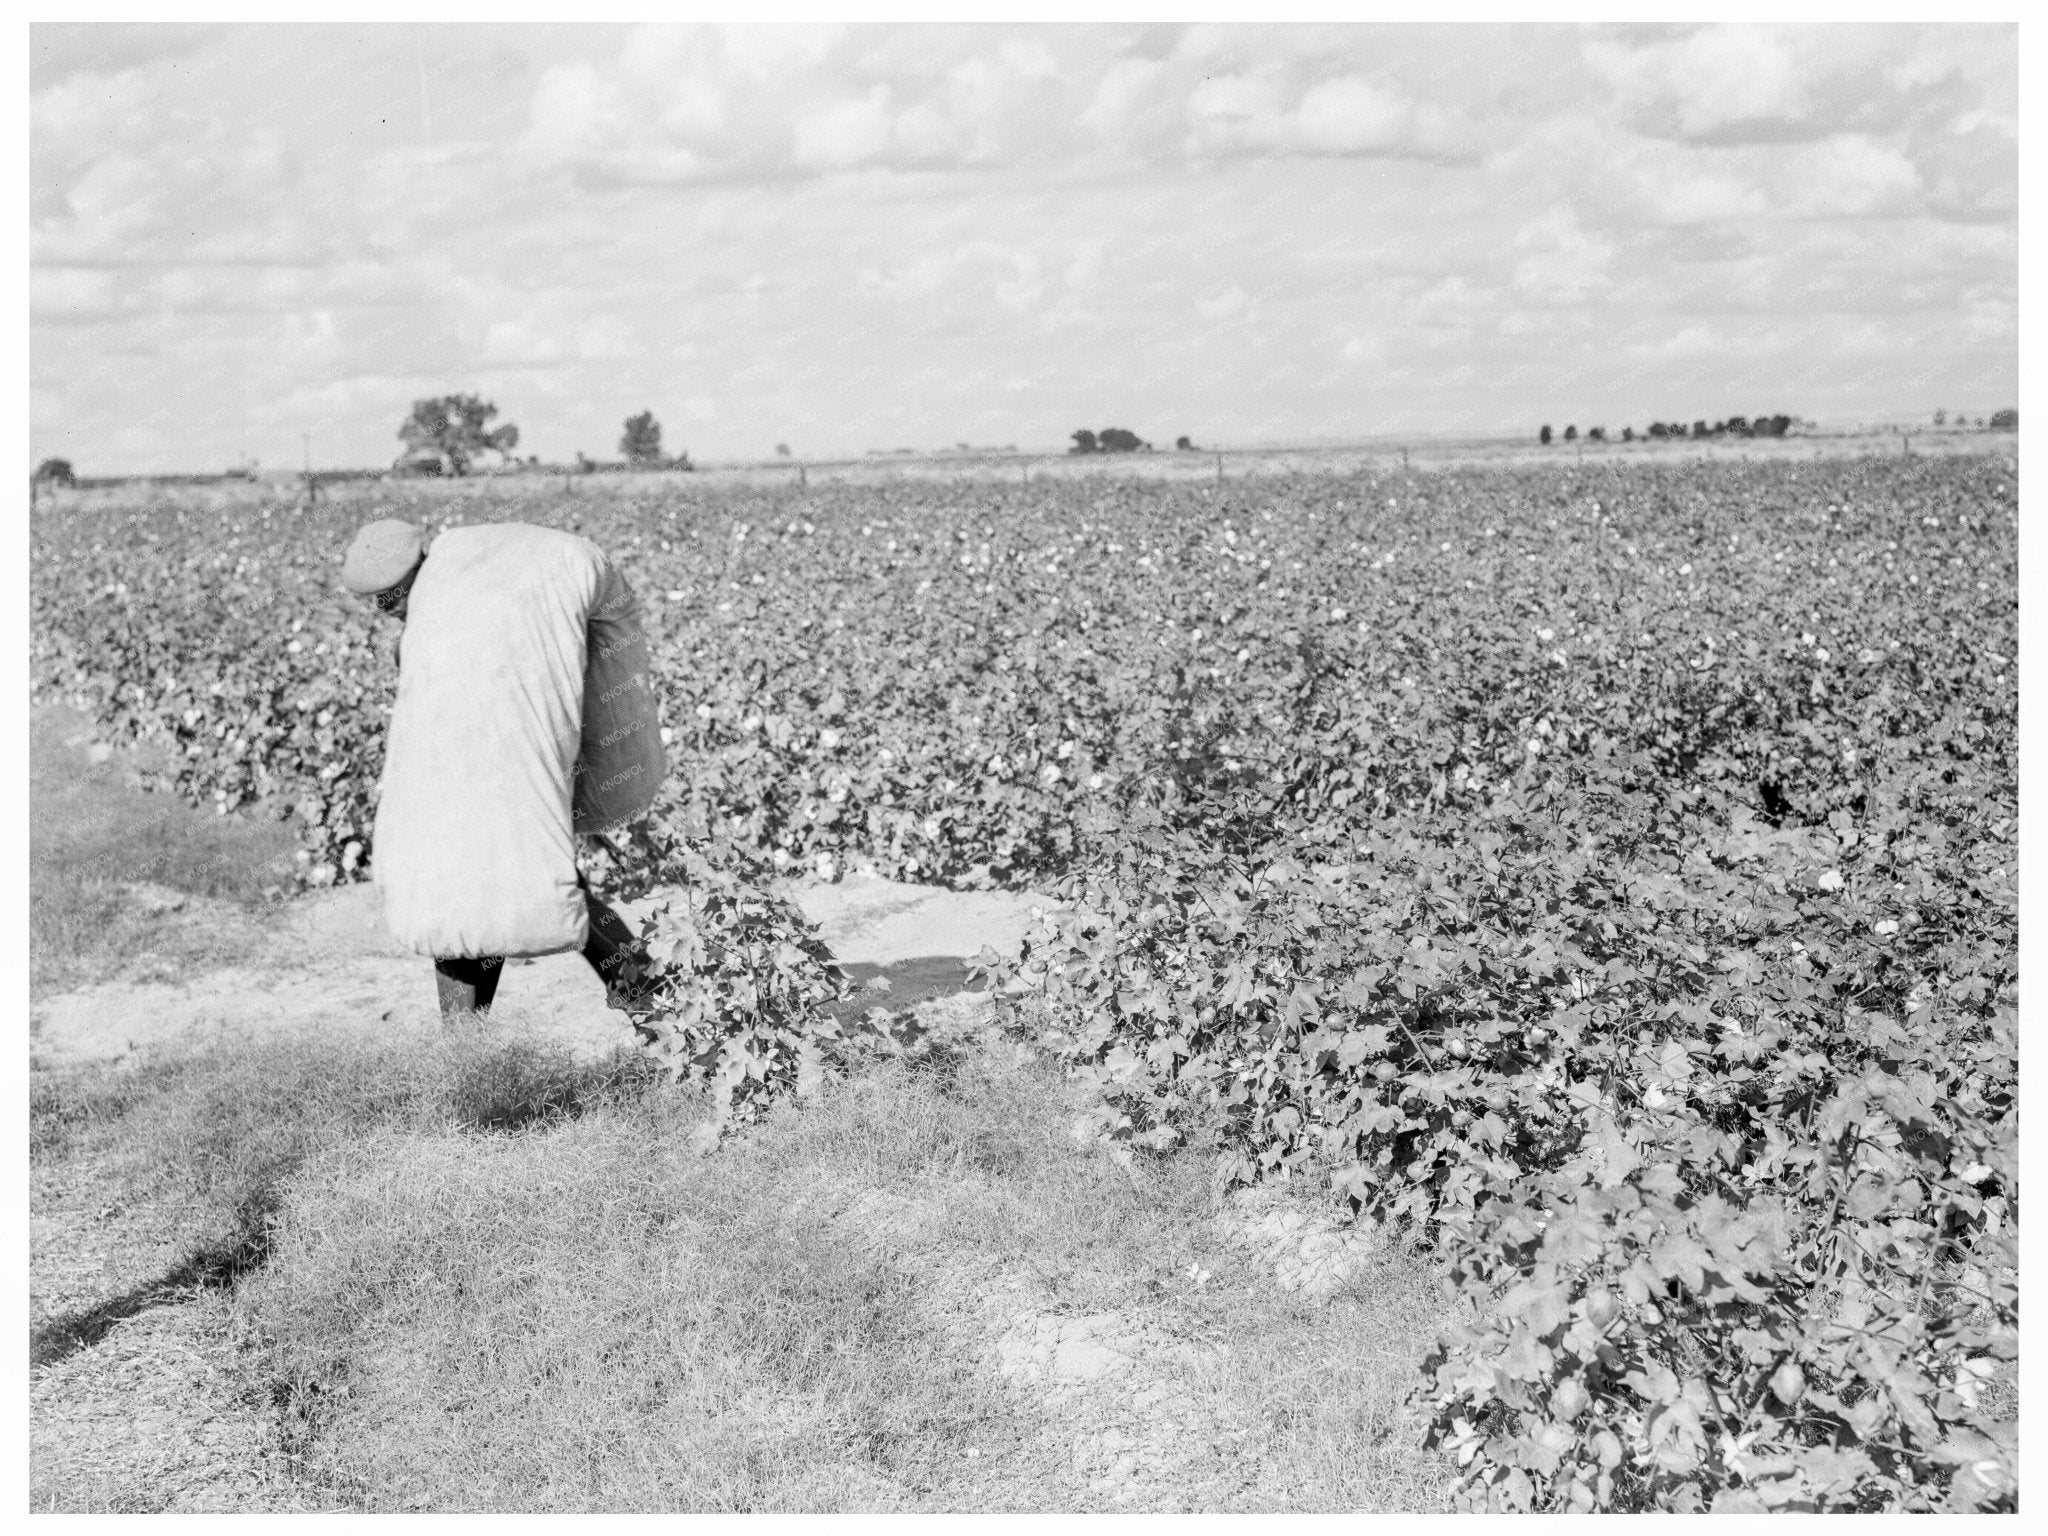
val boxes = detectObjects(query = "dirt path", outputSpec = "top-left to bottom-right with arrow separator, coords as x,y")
29,875 -> 1049,1071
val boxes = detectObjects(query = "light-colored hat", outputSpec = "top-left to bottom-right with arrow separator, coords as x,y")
341,519 -> 426,594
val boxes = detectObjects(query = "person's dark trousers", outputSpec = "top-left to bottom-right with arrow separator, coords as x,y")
434,954 -> 503,1019
432,874 -> 646,1021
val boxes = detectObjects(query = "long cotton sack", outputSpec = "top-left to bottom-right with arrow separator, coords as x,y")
573,559 -> 665,834
375,523 -> 615,959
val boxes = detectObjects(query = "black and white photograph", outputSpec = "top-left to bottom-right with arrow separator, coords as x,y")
26,17 -> 2018,1513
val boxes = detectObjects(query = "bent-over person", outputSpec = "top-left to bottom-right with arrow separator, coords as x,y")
340,517 -> 664,1023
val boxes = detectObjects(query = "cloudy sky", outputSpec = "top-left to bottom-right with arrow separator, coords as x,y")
30,21 -> 2016,475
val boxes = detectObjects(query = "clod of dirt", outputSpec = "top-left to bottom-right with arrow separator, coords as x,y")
999,1313 -> 1139,1385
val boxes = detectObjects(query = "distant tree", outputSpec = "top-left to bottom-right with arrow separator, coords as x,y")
1588,426 -> 1605,442
1621,426 -> 1634,442
620,410 -> 664,465
34,457 -> 76,488
1989,408 -> 2017,432
1646,422 -> 1665,438
1539,425 -> 1553,445
1097,427 -> 1147,452
1762,415 -> 1792,438
1692,420 -> 1709,439
1563,424 -> 1578,441
397,394 -> 519,476
1933,408 -> 1947,427
1070,429 -> 1099,455
1175,435 -> 1195,450
775,443 -> 792,457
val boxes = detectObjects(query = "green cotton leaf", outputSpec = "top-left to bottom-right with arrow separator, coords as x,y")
1580,1101 -> 1642,1188
1499,1278 -> 1571,1339
1102,1043 -> 1142,1081
1844,1175 -> 1894,1219
1496,1328 -> 1555,1382
1653,1039 -> 1693,1083
1538,1205 -> 1608,1266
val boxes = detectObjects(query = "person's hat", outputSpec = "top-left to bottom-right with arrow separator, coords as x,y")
341,519 -> 426,594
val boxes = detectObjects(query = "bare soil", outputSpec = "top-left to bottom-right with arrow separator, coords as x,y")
29,874 -> 1049,1072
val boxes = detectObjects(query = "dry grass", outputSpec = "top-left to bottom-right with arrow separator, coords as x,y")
217,1039 -> 1451,1511
36,1012 -> 1452,1511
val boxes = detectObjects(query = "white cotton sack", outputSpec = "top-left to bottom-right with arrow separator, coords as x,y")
373,522 -> 664,959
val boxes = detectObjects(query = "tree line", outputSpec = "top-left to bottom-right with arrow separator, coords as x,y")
1539,415 -> 1795,446
1070,428 -> 1211,453
28,396 -> 2020,491
1538,410 -> 2018,446
392,396 -> 692,477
